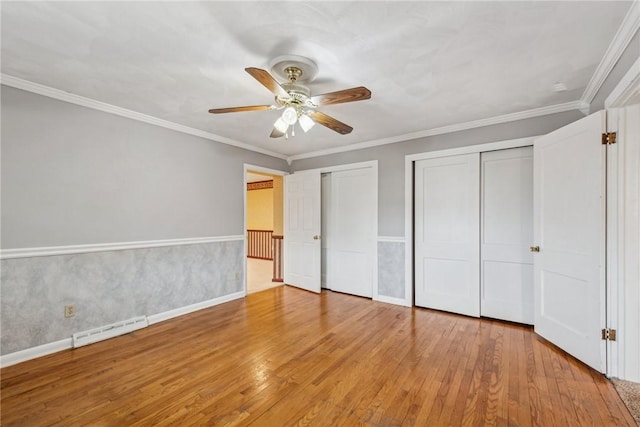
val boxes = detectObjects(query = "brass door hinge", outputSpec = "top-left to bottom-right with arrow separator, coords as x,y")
602,328 -> 617,341
602,132 -> 617,145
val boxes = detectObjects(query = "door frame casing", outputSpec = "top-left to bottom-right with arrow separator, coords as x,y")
243,164 -> 289,296
604,56 -> 640,379
292,160 -> 379,300
404,136 -> 538,308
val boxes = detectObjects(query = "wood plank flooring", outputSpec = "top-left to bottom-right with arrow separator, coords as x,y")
1,286 -> 634,426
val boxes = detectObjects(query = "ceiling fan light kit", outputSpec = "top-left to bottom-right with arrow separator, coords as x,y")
208,55 -> 371,140
298,114 -> 315,132
281,106 -> 298,125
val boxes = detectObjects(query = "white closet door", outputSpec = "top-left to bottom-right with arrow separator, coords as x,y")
325,168 -> 375,298
415,153 -> 480,317
481,147 -> 534,324
284,171 -> 321,293
533,110 -> 606,373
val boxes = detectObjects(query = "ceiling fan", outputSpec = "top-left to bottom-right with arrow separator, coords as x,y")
208,55 -> 371,139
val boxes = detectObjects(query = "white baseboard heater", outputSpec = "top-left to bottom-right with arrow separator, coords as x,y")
72,316 -> 148,348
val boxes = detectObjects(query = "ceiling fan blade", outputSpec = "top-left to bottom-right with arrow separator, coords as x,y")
310,86 -> 371,106
208,105 -> 273,114
308,111 -> 353,135
245,67 -> 290,99
270,127 -> 286,138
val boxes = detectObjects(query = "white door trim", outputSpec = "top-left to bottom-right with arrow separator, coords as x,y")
319,160 -> 378,174
604,61 -> 640,379
243,164 -> 288,296
294,160 -> 379,300
610,104 -> 640,381
404,136 -> 538,307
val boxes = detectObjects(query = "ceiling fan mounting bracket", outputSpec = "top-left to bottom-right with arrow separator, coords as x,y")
269,55 -> 319,84
285,67 -> 302,82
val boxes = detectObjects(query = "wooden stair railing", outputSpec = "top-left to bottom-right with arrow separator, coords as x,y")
247,229 -> 273,260
272,235 -> 283,282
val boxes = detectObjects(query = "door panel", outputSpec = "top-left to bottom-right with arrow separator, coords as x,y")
325,168 -> 375,298
533,110 -> 606,372
284,171 -> 321,293
481,147 -> 534,324
415,154 -> 480,317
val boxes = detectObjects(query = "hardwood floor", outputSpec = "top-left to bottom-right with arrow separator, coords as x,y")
1,286 -> 634,426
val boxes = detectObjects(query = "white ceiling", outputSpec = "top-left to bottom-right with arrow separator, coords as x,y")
1,1 -> 632,159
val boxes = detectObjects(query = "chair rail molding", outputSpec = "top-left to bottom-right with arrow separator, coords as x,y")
0,235 -> 244,260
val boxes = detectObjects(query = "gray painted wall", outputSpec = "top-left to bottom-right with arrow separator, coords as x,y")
0,86 -> 283,357
1,240 -> 243,355
378,242 -> 405,299
291,110 -> 584,237
1,86 -> 288,249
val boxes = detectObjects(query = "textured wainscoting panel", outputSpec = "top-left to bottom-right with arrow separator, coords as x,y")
0,240 -> 243,355
377,241 -> 405,299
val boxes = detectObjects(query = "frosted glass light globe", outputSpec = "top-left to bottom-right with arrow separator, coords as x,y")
299,114 -> 315,132
282,107 -> 298,125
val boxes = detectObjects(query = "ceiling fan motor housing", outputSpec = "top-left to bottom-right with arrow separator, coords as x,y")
277,83 -> 312,107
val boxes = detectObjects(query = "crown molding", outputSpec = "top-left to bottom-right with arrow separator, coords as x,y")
580,1 -> 640,107
0,74 -> 288,161
287,100 -> 582,162
605,56 -> 640,108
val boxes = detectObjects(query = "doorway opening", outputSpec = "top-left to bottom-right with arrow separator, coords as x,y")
246,169 -> 284,294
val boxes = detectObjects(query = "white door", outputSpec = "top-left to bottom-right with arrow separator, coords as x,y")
324,168 -> 375,298
481,147 -> 534,324
284,170 -> 321,293
533,110 -> 606,372
415,153 -> 480,317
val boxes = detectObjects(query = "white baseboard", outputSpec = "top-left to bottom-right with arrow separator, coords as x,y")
0,338 -> 73,368
147,291 -> 245,325
1,291 -> 245,368
374,295 -> 411,307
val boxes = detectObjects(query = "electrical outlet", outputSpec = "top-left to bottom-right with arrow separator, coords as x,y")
64,304 -> 75,318
235,272 -> 241,280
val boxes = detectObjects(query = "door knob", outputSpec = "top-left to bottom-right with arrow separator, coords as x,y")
313,235 -> 320,240
529,246 -> 540,252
